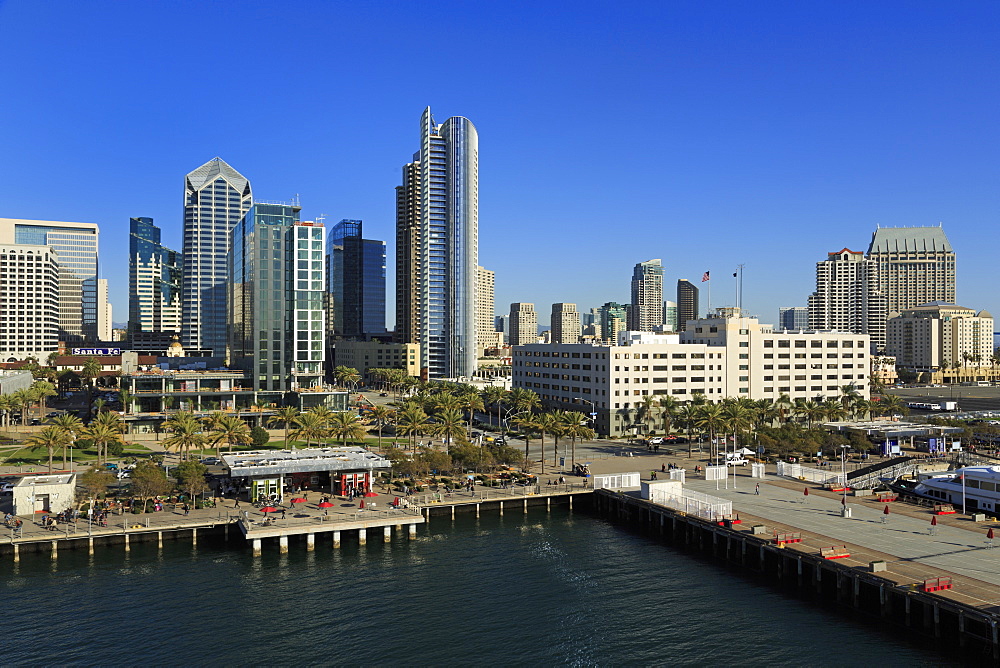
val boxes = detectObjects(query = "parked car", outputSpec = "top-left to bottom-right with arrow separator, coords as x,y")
200,457 -> 221,466
0,482 -> 14,495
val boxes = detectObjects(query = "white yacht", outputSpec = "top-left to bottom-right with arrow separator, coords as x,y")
913,465 -> 1000,513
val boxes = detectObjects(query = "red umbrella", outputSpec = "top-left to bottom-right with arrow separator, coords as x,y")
989,528 -> 995,540
318,501 -> 334,508
260,506 -> 278,513
359,499 -> 366,510
931,516 -> 938,526
803,488 -> 809,497
290,498 -> 307,505
364,491 -> 378,497
883,505 -> 890,515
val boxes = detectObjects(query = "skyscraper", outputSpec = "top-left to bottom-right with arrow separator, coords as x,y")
476,266 -> 496,354
129,217 -> 182,337
509,303 -> 538,346
676,279 -> 699,332
807,248 -> 886,350
327,219 -> 386,339
597,302 -> 628,343
628,259 -> 664,332
229,204 -> 326,399
663,301 -> 678,332
182,158 -> 252,355
867,226 -> 956,314
0,243 -> 60,361
395,107 -> 478,378
0,218 -> 100,343
551,303 -> 581,344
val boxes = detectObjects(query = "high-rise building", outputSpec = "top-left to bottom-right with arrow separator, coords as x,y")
476,266 -> 495,354
96,279 -> 112,342
395,107 -> 478,379
327,219 -> 385,339
663,301 -> 678,332
807,248 -> 887,351
182,158 -> 252,355
229,204 -> 326,399
886,303 -> 993,381
128,217 -> 182,337
551,303 -> 581,344
0,244 -> 60,361
597,302 -> 628,343
676,279 -> 699,331
778,306 -> 809,331
0,218 -> 100,343
628,259 -> 664,332
509,303 -> 538,346
867,226 -> 956,314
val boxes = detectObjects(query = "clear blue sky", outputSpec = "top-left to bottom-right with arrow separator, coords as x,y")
1,1 -> 997,329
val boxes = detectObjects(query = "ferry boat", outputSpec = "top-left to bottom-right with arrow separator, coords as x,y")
912,465 -> 1000,513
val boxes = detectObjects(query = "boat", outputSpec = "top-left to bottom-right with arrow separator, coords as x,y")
912,465 -> 1000,513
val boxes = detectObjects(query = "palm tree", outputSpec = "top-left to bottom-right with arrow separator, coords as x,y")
11,389 -> 31,427
431,407 -> 466,448
0,393 -> 15,430
47,413 -> 83,469
162,411 -> 206,461
695,403 -> 725,463
774,393 -> 793,424
268,406 -> 301,449
461,393 -> 485,437
877,394 -> 907,418
395,403 -> 432,451
658,396 -> 678,437
821,399 -> 847,423
328,411 -> 369,446
211,415 -> 252,457
676,403 -> 701,458
481,386 -> 506,430
368,405 -> 395,451
534,412 -> 561,473
512,412 -> 539,472
720,401 -> 753,457
557,410 -> 593,469
32,381 -> 57,420
80,357 -> 102,419
25,425 -> 71,473
795,399 -> 824,429
290,409 -> 331,448
635,395 -> 659,435
118,387 -> 133,415
85,415 -> 125,466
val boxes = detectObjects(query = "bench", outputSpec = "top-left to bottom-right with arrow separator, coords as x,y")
828,485 -> 850,493
773,531 -> 801,545
934,504 -> 956,515
716,514 -> 742,526
820,545 -> 851,560
876,493 -> 898,503
922,577 -> 953,592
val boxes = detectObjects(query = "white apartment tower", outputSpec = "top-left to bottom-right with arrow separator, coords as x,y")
628,259 -> 664,332
551,303 -> 581,344
0,244 -> 60,361
476,266 -> 495,354
867,226 -> 956,314
807,248 -> 887,352
509,303 -> 538,346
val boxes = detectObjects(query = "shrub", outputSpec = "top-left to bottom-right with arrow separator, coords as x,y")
250,425 -> 270,448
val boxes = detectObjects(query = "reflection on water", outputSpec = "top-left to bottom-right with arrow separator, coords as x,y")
3,511 -> 961,666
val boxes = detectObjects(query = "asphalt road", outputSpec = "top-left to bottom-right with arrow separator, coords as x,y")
885,386 -> 1000,414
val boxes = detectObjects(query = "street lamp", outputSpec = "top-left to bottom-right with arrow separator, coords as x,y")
839,445 -> 851,518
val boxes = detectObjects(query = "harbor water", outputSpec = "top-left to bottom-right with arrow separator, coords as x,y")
4,509 -> 959,666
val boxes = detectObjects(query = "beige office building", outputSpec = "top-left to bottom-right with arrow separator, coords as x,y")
551,303 -> 581,344
513,308 -> 869,437
867,226 -> 956,315
476,266 -> 495,355
0,244 -> 61,361
509,303 -> 538,346
333,340 -> 420,380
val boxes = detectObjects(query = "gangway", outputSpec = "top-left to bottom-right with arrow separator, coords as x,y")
845,456 -> 919,490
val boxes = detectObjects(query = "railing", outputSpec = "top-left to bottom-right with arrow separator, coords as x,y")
775,461 -> 846,485
238,506 -> 422,532
406,482 -> 590,506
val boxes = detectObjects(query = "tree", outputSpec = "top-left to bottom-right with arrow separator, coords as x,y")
695,403 -> 725,463
290,408 -> 332,448
369,405 -> 395,451
512,412 -> 539,472
268,406 -> 300,449
118,387 -> 133,415
635,395 -> 659,435
250,425 -> 270,448
47,413 -> 83,469
24,425 -> 71,473
79,465 -> 115,501
481,386 -> 506,430
129,460 -> 172,509
658,396 -> 678,436
210,415 -> 252,457
676,403 -> 701,458
80,357 -> 102,419
431,407 -> 467,448
162,411 -> 207,461
328,411 -> 368,446
460,393 -> 485,437
32,380 -> 57,419
557,410 -> 594,469
396,403 -> 432,451
173,459 -> 210,504
84,415 -> 125,465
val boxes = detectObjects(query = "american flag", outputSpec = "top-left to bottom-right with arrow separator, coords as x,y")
701,271 -> 710,282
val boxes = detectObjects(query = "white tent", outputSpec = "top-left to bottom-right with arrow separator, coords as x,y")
737,447 -> 755,455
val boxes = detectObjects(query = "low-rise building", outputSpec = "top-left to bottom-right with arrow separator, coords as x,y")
332,340 -> 420,382
13,474 -> 76,516
512,308 -> 869,437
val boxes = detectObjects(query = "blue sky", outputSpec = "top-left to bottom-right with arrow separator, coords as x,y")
0,1 -> 997,329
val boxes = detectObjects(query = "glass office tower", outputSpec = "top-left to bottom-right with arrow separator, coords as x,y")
182,158 -> 252,355
129,217 -> 182,336
0,218 -> 100,343
229,203 -> 326,400
395,107 -> 478,378
327,219 -> 386,338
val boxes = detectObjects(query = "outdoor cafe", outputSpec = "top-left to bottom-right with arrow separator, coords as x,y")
221,447 -> 391,502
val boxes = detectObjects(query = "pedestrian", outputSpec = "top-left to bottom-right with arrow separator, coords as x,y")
280,509 -> 286,520
755,483 -> 760,495
661,463 -> 666,473
234,497 -> 240,509
183,503 -> 190,516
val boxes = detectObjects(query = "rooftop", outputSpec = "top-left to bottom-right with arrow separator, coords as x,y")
867,226 -> 953,254
222,447 -> 390,477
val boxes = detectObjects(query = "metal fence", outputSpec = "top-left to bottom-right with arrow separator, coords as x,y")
775,461 -> 845,485
649,487 -> 732,521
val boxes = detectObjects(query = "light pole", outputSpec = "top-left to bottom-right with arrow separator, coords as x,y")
573,397 -> 597,469
839,445 -> 851,518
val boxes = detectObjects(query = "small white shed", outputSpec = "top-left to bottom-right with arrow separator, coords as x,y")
12,474 -> 76,516
641,479 -> 683,500
592,471 -> 641,491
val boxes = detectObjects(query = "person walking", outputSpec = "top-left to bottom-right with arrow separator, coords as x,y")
755,483 -> 760,495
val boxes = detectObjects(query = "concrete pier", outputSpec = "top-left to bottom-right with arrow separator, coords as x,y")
279,535 -> 288,554
333,531 -> 341,548
383,526 -> 391,542
306,533 -> 315,551
358,528 -> 366,545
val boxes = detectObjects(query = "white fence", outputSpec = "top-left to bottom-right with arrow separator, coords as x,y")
705,465 -> 727,481
775,461 -> 845,486
592,472 -> 641,490
649,487 -> 732,521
